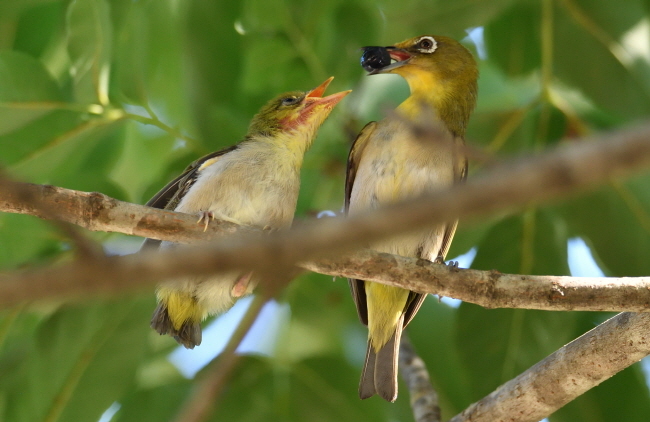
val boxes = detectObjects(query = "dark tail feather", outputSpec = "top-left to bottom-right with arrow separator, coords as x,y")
150,303 -> 202,349
374,315 -> 403,402
359,342 -> 377,399
359,314 -> 404,402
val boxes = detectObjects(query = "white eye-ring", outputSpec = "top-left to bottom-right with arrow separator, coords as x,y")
416,36 -> 437,53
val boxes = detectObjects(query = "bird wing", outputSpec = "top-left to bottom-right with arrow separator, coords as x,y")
140,145 -> 239,251
404,144 -> 467,326
436,145 -> 468,262
345,122 -> 377,326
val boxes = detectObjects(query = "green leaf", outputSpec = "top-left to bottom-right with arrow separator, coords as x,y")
184,0 -> 245,148
379,0 -> 517,39
0,214 -> 60,269
472,209 -> 570,275
0,109 -> 82,166
456,211 -> 575,399
483,1 -> 542,77
13,2 -> 65,59
0,298 -> 152,422
113,382 -> 191,422
277,273 -> 358,363
456,304 -> 579,400
554,0 -> 650,120
558,178 -> 650,276
240,37 -> 299,96
8,118 -> 127,198
409,299 -> 473,418
209,355 -> 410,422
109,121 -> 178,203
66,0 -> 112,105
0,51 -> 62,135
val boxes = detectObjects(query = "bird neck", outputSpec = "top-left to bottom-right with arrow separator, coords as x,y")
397,70 -> 477,139
249,128 -> 314,169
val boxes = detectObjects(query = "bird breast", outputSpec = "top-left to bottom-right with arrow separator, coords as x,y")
175,144 -> 300,229
348,119 -> 455,258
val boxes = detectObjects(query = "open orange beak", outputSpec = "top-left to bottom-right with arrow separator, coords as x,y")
281,77 -> 351,130
304,76 -> 351,108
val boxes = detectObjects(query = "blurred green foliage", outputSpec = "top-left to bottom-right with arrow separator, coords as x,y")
1,0 -> 650,421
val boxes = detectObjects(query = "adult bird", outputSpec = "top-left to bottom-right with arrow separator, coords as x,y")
346,35 -> 478,401
143,78 -> 350,349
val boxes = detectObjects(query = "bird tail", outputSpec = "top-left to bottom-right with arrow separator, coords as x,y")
150,302 -> 202,349
359,313 -> 404,402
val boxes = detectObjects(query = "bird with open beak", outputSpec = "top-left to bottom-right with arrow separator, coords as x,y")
347,35 -> 478,401
144,77 -> 350,349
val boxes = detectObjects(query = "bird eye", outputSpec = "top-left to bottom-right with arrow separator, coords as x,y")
416,36 -> 437,53
282,96 -> 300,106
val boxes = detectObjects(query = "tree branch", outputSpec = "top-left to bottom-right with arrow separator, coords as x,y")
173,294 -> 269,422
303,251 -> 650,312
448,312 -> 650,422
400,334 -> 441,422
3,124 -> 650,312
0,179 -> 257,243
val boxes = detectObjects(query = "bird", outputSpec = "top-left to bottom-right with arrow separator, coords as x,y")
143,77 -> 350,349
346,35 -> 478,401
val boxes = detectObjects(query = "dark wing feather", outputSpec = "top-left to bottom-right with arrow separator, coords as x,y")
437,147 -> 468,263
345,122 -> 376,326
140,145 -> 238,251
404,145 -> 468,327
403,292 -> 427,328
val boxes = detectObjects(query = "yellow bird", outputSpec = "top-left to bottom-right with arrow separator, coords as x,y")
346,35 -> 478,401
143,78 -> 350,348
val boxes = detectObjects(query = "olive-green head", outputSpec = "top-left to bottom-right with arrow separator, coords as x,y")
362,35 -> 478,136
247,77 -> 351,142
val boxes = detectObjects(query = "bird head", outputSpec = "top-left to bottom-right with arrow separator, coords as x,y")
361,35 -> 477,82
360,35 -> 478,137
248,77 -> 351,142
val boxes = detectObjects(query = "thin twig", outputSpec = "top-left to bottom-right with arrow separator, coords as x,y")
125,112 -> 202,150
399,333 -> 441,422
173,294 -> 269,422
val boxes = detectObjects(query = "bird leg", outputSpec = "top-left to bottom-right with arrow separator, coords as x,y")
231,272 -> 254,297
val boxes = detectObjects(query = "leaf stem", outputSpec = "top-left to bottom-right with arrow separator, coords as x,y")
124,112 -> 201,150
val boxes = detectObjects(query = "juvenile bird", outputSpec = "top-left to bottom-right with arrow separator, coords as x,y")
144,78 -> 350,348
346,35 -> 478,401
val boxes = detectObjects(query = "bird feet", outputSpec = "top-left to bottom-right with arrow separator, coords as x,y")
446,260 -> 460,272
434,254 -> 460,272
196,211 -> 215,232
231,272 -> 254,297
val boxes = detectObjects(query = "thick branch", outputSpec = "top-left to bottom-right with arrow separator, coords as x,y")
303,251 -> 650,312
0,181 -> 257,242
2,124 -> 650,312
2,199 -> 650,311
448,312 -> 650,422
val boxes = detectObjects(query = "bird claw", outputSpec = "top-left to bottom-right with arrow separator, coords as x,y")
434,255 -> 460,272
445,260 -> 460,272
197,211 -> 215,232
231,272 -> 254,297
